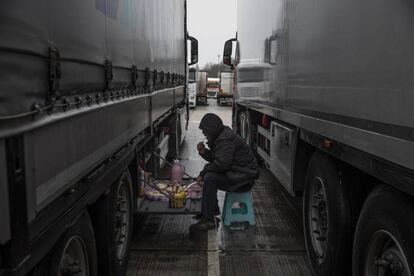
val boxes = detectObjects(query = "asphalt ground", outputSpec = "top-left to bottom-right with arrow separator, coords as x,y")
127,99 -> 311,276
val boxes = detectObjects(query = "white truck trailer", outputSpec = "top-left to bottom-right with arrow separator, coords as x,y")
223,0 -> 414,275
217,72 -> 234,106
188,68 -> 197,108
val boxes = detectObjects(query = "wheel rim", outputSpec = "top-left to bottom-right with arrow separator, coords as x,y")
114,176 -> 131,261
308,176 -> 329,261
245,119 -> 251,146
59,236 -> 89,276
241,113 -> 251,146
365,230 -> 412,276
240,113 -> 246,138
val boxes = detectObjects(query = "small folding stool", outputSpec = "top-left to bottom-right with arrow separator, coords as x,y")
222,191 -> 256,227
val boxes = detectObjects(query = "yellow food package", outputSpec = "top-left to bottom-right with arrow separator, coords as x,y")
169,191 -> 186,208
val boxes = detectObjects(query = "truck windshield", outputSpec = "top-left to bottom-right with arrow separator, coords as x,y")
238,69 -> 270,83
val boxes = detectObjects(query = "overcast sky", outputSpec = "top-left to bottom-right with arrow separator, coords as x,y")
187,0 -> 237,68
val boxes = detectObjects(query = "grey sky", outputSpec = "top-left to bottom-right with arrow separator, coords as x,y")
187,0 -> 237,68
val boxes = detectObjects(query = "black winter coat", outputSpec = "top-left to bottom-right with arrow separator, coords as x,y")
199,125 -> 259,191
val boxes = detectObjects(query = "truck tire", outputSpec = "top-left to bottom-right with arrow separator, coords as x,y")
303,151 -> 352,276
92,169 -> 134,276
240,111 -> 252,147
352,186 -> 414,276
32,212 -> 98,276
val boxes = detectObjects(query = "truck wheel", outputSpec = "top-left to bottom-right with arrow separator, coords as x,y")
352,186 -> 414,276
240,112 -> 252,147
92,169 -> 134,276
303,151 -> 352,276
32,212 -> 98,276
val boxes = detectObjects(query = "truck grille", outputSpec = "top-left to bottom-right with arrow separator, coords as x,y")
238,86 -> 263,99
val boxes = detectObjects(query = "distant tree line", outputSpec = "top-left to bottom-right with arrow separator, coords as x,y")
201,62 -> 231,78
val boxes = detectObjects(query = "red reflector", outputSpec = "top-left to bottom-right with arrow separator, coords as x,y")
262,115 -> 270,128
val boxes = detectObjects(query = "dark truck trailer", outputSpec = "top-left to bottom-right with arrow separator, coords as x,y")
0,1 -> 197,275
224,0 -> 414,275
196,71 -> 208,105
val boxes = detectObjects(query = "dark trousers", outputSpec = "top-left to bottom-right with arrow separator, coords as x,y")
202,172 -> 231,217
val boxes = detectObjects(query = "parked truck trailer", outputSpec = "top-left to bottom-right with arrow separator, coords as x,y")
217,72 -> 234,106
196,71 -> 208,105
0,1 -> 197,275
224,0 -> 414,275
188,67 -> 197,108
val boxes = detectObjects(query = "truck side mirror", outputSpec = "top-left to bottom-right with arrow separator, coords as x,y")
269,35 -> 278,65
188,36 -> 198,66
223,38 -> 237,68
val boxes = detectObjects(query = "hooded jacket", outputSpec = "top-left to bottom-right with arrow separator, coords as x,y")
199,113 -> 259,191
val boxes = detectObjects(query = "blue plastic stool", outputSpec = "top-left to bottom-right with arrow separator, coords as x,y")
222,191 -> 256,227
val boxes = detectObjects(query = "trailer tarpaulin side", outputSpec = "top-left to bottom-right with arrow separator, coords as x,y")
0,0 -> 185,119
0,140 -> 10,244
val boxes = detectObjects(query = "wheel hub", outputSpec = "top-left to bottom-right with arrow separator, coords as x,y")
59,236 -> 88,276
114,179 -> 130,261
375,251 -> 403,276
308,177 -> 328,260
366,230 -> 411,276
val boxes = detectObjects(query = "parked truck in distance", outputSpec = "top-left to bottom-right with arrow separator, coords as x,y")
224,0 -> 414,275
236,62 -> 271,102
0,1 -> 197,275
188,67 -> 197,108
206,78 -> 220,98
196,71 -> 208,105
217,72 -> 234,106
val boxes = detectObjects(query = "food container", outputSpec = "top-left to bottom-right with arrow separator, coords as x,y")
144,188 -> 169,202
169,191 -> 186,208
154,180 -> 169,191
144,178 -> 169,202
186,182 -> 202,200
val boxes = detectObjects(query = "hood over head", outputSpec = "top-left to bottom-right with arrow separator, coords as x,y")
199,113 -> 224,143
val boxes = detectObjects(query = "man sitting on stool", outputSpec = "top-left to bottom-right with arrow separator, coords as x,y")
190,113 -> 259,233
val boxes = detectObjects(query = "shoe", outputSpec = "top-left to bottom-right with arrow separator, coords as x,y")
192,213 -> 204,220
192,214 -> 221,224
192,211 -> 221,221
189,217 -> 218,233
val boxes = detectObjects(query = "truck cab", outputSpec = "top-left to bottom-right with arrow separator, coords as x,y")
206,78 -> 220,98
236,62 -> 272,103
188,68 -> 197,108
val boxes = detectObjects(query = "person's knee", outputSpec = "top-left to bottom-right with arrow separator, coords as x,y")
203,172 -> 229,190
203,172 -> 214,184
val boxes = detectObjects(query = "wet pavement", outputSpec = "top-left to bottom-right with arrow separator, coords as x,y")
127,100 -> 311,276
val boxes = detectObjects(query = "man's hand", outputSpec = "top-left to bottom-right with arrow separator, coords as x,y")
197,142 -> 205,154
196,175 -> 203,185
